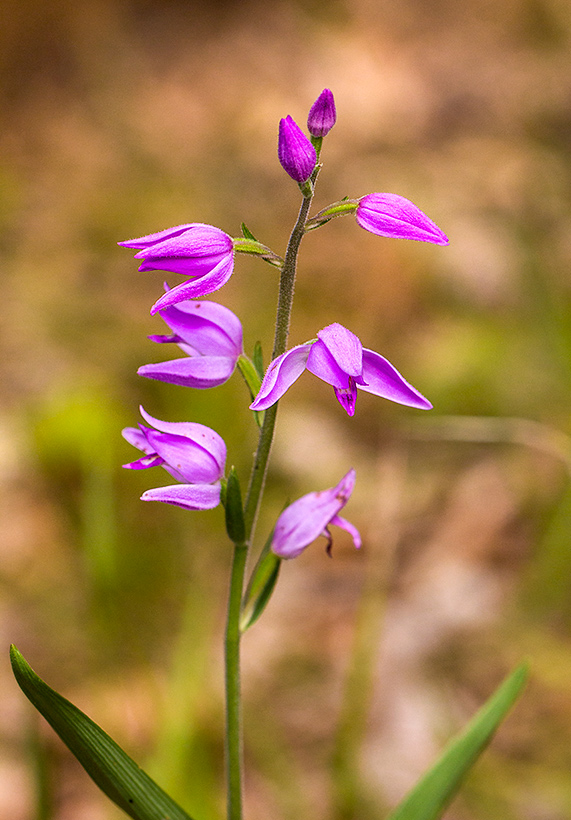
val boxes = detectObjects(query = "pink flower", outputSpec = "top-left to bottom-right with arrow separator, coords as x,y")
278,116 -> 316,183
250,322 -> 432,416
272,470 -> 361,558
119,223 -> 235,314
356,193 -> 448,245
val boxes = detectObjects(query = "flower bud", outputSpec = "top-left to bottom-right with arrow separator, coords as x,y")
278,115 -> 316,183
307,89 -> 336,137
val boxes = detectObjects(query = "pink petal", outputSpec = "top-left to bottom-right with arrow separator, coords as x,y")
356,193 -> 449,245
360,349 -> 432,409
150,255 -> 235,314
141,482 -> 221,510
250,344 -> 311,410
271,469 -> 356,558
138,355 -> 236,388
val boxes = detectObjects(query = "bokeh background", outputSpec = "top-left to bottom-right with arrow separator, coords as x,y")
2,0 -> 571,817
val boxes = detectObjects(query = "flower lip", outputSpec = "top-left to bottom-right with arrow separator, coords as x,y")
278,116 -> 317,183
271,469 -> 361,558
307,89 -> 337,137
356,193 -> 449,245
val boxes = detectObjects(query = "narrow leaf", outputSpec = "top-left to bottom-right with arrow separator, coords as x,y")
241,222 -> 258,241
387,663 -> 528,820
240,532 -> 281,631
225,467 -> 246,544
10,646 -> 195,820
253,342 -> 264,381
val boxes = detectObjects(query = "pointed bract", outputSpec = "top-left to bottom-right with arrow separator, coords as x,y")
307,89 -> 337,137
356,193 -> 449,245
272,469 -> 361,558
278,116 -> 317,183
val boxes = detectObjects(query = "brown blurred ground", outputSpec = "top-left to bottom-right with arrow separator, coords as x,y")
2,0 -> 571,818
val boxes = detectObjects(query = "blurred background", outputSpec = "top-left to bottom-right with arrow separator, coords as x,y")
2,0 -> 571,817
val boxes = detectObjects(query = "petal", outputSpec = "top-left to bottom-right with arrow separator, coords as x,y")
356,193 -> 449,245
122,453 -> 164,470
122,425 -> 153,454
118,223 -> 201,249
271,469 -> 356,558
329,514 -> 362,550
250,344 -> 311,410
359,349 -> 433,409
315,323 -> 363,377
139,406 -> 227,471
138,355 -> 236,388
150,255 -> 235,314
144,429 -> 223,483
158,299 -> 243,357
306,340 -> 353,389
141,482 -> 221,510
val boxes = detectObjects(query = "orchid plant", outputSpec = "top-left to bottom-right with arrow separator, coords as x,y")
10,89 -> 527,820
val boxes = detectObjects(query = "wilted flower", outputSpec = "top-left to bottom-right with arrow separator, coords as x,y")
250,322 -> 432,416
122,406 -> 226,510
119,223 -> 235,314
278,115 -> 317,183
139,298 -> 243,389
272,469 -> 361,558
307,89 -> 336,137
356,193 -> 449,245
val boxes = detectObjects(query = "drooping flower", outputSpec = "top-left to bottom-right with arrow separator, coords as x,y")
118,224 -> 235,314
307,89 -> 336,138
122,406 -> 226,510
272,469 -> 361,558
139,297 -> 243,389
250,322 -> 432,416
278,115 -> 317,183
356,193 -> 449,245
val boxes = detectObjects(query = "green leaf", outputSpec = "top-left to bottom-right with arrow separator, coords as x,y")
252,342 -> 264,381
225,467 -> 246,545
240,532 -> 281,631
241,222 -> 258,241
387,663 -> 528,820
10,646 -> 195,820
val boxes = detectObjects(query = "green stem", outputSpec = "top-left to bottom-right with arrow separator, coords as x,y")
224,173 -> 317,820
225,541 -> 248,820
243,188 -> 315,539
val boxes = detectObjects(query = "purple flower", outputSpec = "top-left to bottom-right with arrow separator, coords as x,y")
356,194 -> 448,245
250,322 -> 432,416
307,89 -> 336,137
118,224 -> 235,314
122,406 -> 226,510
139,298 -> 243,389
278,116 -> 317,183
272,469 -> 361,558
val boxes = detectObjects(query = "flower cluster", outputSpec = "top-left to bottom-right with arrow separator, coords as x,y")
121,88 -> 447,559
